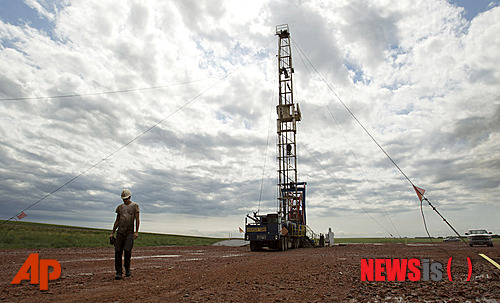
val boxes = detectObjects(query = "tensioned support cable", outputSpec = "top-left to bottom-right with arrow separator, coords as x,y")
1,78 -> 225,226
299,141 -> 398,238
1,37 -> 278,226
418,191 -> 468,246
257,77 -> 277,214
292,39 -> 471,249
293,41 -> 500,274
292,40 -> 413,186
294,41 -> 402,240
0,79 -> 213,102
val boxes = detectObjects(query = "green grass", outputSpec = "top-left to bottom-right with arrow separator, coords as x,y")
336,237 -> 500,244
2,221 -> 497,249
0,221 -> 225,249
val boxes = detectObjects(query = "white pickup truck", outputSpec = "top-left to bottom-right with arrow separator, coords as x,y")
465,229 -> 494,247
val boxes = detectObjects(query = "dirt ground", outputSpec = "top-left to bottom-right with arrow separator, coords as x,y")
1,242 -> 499,302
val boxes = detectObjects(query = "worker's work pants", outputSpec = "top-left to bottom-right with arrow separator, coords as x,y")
114,232 -> 134,274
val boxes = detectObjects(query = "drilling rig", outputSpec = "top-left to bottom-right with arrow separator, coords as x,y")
245,25 -> 317,251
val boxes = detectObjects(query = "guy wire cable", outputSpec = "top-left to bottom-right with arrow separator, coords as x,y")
257,73 -> 277,214
0,78 -> 213,102
420,197 -> 452,257
299,141 -> 398,238
293,38 -> 459,242
291,39 -> 500,271
1,78 -> 225,227
1,36 -> 278,227
292,39 -> 414,187
293,40 -> 403,241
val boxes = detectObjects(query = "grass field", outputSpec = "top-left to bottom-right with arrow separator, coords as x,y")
1,221 -> 497,249
0,221 -> 225,249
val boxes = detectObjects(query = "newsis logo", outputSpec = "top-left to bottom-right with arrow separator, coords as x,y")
361,258 -> 472,282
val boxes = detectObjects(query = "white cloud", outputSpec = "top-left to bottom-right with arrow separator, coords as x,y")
0,0 -> 499,238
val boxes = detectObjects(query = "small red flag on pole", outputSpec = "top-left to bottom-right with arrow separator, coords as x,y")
239,227 -> 244,233
413,186 -> 426,202
17,211 -> 27,220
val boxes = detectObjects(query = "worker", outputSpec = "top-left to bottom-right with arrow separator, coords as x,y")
110,189 -> 140,280
328,228 -> 334,247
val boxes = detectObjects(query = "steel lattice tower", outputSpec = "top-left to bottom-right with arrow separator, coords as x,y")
276,24 -> 304,225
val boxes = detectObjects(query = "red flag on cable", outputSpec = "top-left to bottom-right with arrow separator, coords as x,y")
17,211 -> 27,220
413,186 -> 426,202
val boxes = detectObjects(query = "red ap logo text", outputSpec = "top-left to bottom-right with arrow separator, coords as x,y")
11,253 -> 61,290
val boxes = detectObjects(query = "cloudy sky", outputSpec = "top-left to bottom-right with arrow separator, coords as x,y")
1,0 -> 499,238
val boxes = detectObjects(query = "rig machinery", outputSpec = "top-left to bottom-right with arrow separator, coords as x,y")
245,25 -> 318,251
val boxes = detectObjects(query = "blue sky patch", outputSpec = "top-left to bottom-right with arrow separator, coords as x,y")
448,0 -> 500,21
0,1 -> 54,32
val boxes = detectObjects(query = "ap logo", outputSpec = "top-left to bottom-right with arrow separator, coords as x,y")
11,253 -> 61,290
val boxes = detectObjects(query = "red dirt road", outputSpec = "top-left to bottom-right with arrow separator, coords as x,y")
1,243 -> 499,302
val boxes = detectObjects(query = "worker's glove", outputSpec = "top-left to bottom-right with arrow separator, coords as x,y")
109,236 -> 116,245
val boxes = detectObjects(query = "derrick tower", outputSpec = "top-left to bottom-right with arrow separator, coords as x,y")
276,24 -> 304,225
